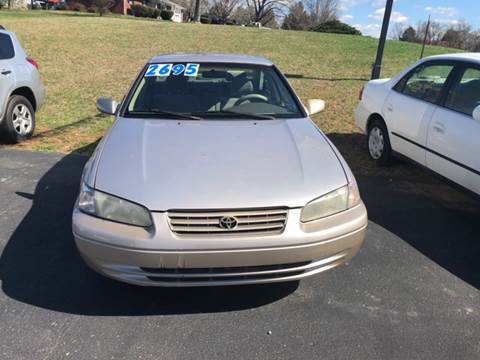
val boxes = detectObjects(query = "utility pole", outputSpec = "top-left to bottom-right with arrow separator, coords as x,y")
371,0 -> 394,79
420,15 -> 431,59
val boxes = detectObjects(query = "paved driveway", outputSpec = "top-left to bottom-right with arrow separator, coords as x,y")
0,149 -> 479,360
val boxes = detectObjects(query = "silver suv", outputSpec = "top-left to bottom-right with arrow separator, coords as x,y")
0,26 -> 45,143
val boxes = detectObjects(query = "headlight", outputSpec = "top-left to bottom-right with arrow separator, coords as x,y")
301,180 -> 361,222
78,183 -> 152,227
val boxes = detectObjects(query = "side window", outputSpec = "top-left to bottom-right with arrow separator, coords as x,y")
401,64 -> 454,103
0,33 -> 15,60
445,67 -> 480,116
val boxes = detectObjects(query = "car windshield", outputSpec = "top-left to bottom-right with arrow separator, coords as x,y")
125,63 -> 304,119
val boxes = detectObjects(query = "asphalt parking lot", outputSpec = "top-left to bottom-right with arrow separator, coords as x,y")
0,149 -> 479,360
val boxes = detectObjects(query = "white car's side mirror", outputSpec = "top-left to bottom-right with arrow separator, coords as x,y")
473,105 -> 480,122
305,99 -> 325,116
96,98 -> 118,116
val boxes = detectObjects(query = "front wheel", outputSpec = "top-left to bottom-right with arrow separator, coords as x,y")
367,120 -> 393,166
0,95 -> 36,144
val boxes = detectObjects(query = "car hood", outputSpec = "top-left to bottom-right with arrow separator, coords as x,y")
94,117 -> 347,210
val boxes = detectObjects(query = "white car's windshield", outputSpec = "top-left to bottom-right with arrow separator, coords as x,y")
125,63 -> 304,119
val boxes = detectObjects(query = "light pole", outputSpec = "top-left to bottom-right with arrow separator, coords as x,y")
371,0 -> 394,79
420,15 -> 431,59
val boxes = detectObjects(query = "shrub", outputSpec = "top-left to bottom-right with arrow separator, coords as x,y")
130,4 -> 159,18
160,9 -> 173,20
130,4 -> 147,17
69,2 -> 87,11
87,6 -> 98,13
152,8 -> 161,18
56,2 -> 67,10
200,14 -> 211,24
312,20 -> 361,35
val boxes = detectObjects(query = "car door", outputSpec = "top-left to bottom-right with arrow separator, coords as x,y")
0,32 -> 16,118
384,61 -> 455,166
426,64 -> 480,195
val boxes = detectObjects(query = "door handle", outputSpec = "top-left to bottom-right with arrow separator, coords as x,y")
432,123 -> 445,134
1,70 -> 11,75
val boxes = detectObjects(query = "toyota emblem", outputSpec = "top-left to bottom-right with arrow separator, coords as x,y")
219,216 -> 238,230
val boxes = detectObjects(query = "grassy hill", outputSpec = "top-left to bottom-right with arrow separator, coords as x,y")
0,10 -> 460,175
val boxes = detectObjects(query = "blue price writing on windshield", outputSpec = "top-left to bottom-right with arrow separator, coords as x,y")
158,64 -> 172,76
145,64 -> 159,77
184,63 -> 199,77
172,64 -> 186,76
145,63 -> 199,77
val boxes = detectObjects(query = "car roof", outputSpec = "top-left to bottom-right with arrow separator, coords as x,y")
423,52 -> 480,65
149,53 -> 273,66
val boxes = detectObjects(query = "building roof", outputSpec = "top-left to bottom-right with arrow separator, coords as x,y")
149,53 -> 273,66
153,0 -> 185,10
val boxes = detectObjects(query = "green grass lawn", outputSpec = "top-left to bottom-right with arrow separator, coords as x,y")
0,10 -> 460,177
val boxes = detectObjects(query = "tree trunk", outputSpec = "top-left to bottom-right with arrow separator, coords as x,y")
193,0 -> 200,22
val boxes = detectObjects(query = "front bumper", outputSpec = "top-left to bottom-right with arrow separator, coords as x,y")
73,204 -> 368,286
354,103 -> 370,133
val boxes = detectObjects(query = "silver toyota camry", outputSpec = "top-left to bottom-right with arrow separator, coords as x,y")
72,53 -> 368,287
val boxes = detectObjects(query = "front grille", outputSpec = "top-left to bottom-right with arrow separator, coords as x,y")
167,208 -> 288,236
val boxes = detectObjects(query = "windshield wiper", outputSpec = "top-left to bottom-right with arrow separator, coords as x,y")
193,110 -> 275,120
127,110 -> 202,120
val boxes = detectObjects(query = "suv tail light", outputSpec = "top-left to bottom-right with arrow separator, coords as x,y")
359,86 -> 364,101
26,57 -> 39,70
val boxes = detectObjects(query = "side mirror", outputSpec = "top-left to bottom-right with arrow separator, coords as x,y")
96,98 -> 118,116
305,99 -> 325,116
473,105 -> 480,122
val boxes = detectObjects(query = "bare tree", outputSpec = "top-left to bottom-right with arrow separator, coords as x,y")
282,2 -> 313,30
391,23 -> 407,40
304,0 -> 338,24
193,0 -> 201,21
245,0 -> 290,23
230,5 -> 254,24
176,0 -> 209,20
93,0 -> 114,16
415,20 -> 445,45
209,0 -> 241,22
442,21 -> 472,49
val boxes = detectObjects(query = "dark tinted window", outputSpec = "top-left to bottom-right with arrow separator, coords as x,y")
445,67 -> 480,116
401,64 -> 454,103
0,33 -> 14,60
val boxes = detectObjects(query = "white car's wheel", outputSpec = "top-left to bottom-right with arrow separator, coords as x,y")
367,120 -> 393,166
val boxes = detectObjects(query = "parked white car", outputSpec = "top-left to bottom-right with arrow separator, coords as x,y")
356,53 -> 480,196
0,26 -> 45,143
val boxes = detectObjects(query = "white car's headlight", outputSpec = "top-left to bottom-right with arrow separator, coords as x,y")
301,180 -> 361,222
78,183 -> 153,227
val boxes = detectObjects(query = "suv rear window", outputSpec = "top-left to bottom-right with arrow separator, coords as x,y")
0,33 -> 15,59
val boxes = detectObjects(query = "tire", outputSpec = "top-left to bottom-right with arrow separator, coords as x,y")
367,119 -> 393,166
0,95 -> 36,144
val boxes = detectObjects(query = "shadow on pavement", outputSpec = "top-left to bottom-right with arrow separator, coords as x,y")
328,133 -> 480,289
0,146 -> 298,316
1,134 -> 479,316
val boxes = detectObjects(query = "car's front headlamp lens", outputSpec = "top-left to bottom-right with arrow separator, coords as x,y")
78,183 -> 152,227
301,186 -> 349,222
301,181 -> 361,223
